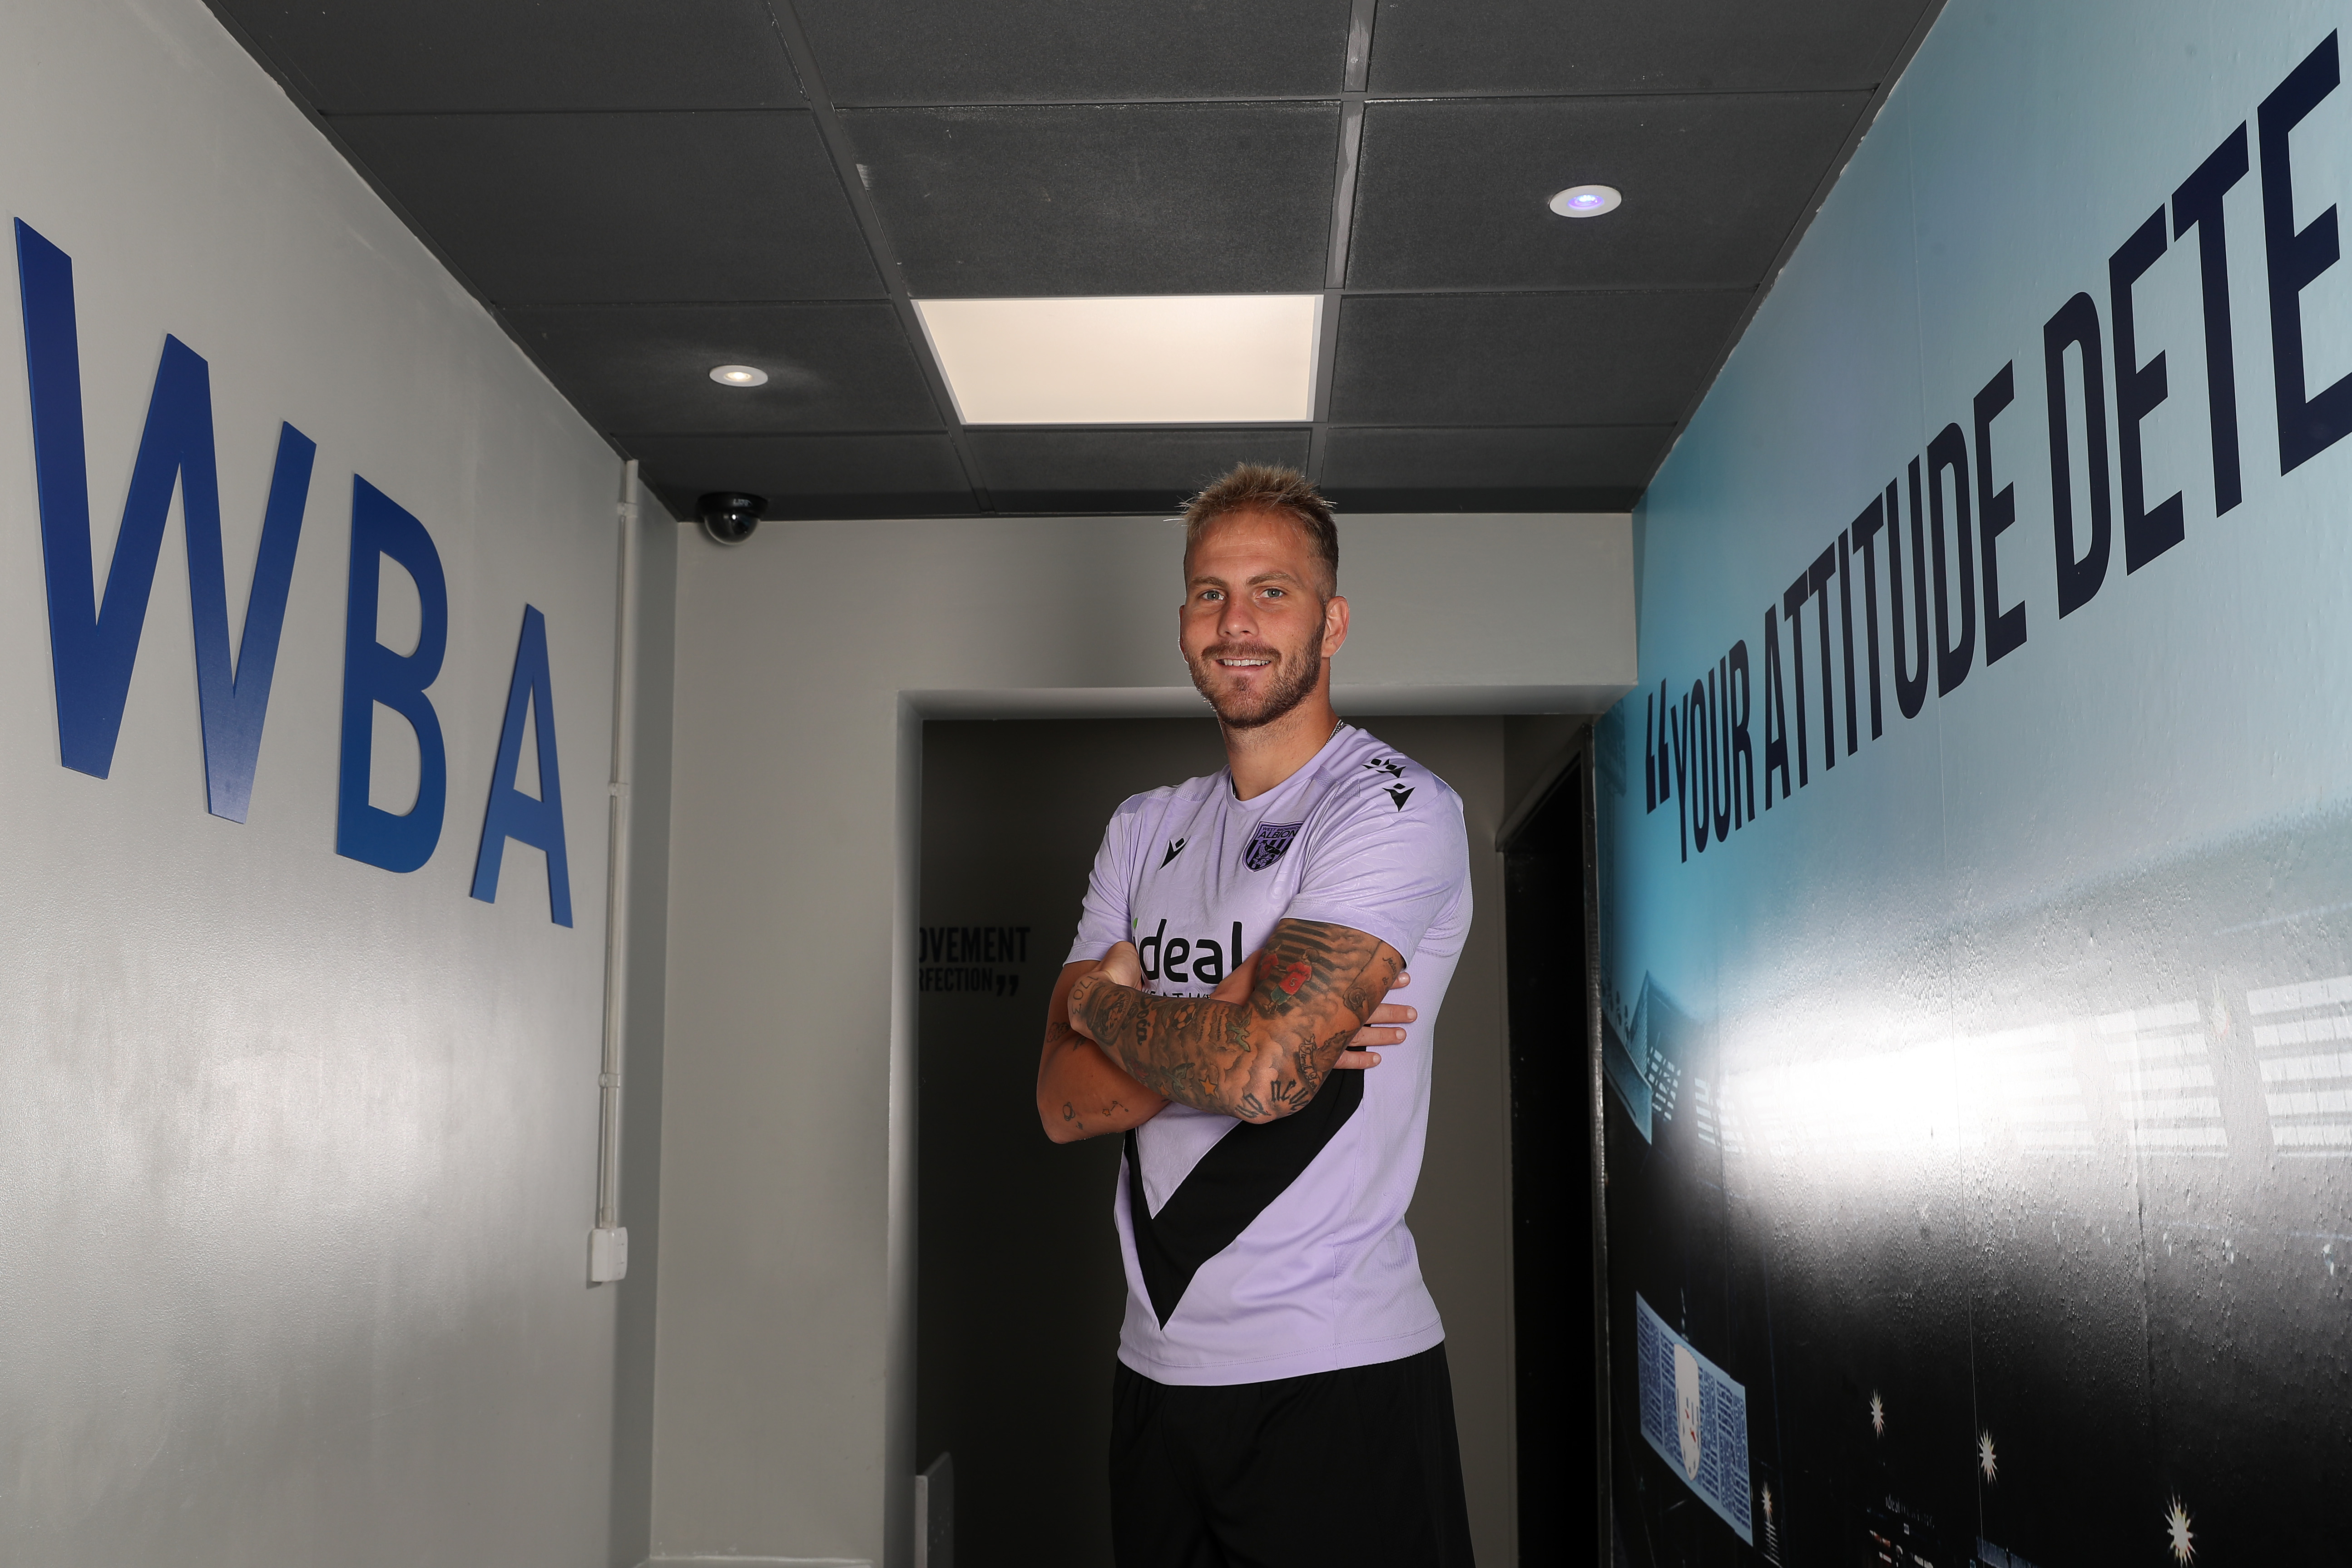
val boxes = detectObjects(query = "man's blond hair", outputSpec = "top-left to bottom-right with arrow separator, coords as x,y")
1180,464 -> 1338,594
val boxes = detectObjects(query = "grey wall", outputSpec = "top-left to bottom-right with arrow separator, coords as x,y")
916,716 -> 1516,1568
611,501 -> 681,1567
656,512 -> 1633,1565
0,0 -> 651,1563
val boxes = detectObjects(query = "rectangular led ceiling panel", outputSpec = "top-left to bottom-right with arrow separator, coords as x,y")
913,295 -> 1320,425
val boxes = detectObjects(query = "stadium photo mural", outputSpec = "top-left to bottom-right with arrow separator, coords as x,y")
1595,3 -> 2352,1563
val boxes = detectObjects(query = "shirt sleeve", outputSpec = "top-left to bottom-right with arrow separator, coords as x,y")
1064,805 -> 1137,966
1280,782 -> 1470,965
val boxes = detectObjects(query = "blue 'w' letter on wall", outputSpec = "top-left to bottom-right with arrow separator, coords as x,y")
15,219 -> 315,821
336,479 -> 448,873
470,604 -> 574,926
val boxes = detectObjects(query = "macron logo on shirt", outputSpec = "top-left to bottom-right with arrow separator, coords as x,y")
1162,836 -> 1186,867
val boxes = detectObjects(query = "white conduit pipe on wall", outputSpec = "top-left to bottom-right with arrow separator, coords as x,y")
589,458 -> 641,1283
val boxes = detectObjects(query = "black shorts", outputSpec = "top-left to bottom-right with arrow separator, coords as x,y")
1109,1342 -> 1477,1568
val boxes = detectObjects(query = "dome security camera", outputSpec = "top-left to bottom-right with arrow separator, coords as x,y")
697,491 -> 764,545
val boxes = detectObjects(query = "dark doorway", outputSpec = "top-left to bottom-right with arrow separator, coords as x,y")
1502,752 -> 1606,1565
918,716 -> 1529,1566
916,719 -> 1226,1568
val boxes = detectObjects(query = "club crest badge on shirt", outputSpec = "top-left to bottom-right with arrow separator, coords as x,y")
1243,820 -> 1303,871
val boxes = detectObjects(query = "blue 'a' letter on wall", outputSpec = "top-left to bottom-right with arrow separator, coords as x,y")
15,218 -> 315,820
336,479 -> 448,873
469,605 -> 573,926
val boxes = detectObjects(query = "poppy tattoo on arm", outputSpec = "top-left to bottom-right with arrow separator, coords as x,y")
1068,918 -> 1402,1123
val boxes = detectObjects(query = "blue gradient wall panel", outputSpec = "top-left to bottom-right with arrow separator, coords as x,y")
1599,4 -> 2352,1563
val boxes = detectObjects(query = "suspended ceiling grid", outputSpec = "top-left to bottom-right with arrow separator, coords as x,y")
208,0 -> 1940,519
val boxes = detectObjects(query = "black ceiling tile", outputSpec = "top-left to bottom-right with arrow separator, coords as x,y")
1328,292 -> 1748,425
1367,0 -> 1932,94
624,433 -> 979,519
799,0 -> 1352,104
1348,94 -> 1868,291
968,427 -> 1312,512
330,112 -> 882,304
842,104 -> 1340,296
506,304 -> 941,433
213,0 -> 798,112
1320,424 -> 1674,494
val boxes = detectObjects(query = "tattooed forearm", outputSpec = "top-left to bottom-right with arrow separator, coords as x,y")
1068,918 -> 1403,1124
1037,959 -> 1177,1143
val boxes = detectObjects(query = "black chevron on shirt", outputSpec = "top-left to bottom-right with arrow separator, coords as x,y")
1124,1068 -> 1364,1326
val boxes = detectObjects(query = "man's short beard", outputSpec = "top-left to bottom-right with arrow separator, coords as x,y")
1189,636 -> 1322,730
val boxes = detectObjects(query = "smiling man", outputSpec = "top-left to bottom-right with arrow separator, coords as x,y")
1036,465 -> 1476,1566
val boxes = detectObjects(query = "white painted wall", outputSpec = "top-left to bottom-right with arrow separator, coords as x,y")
0,1 -> 644,1562
655,512 -> 1633,1564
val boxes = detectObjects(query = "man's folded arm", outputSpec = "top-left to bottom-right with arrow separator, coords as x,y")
1036,960 -> 1170,1144
1066,917 -> 1403,1125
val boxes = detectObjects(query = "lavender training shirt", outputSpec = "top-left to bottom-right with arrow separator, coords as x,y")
1066,724 -> 1473,1386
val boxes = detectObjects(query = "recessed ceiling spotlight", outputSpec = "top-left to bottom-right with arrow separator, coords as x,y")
1549,184 -> 1622,218
709,364 -> 768,387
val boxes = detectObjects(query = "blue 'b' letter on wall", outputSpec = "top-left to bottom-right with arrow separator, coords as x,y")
15,218 -> 315,820
336,479 -> 448,872
470,605 -> 573,926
